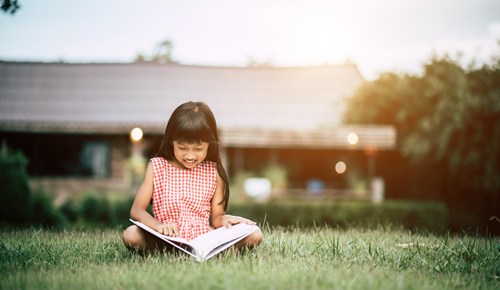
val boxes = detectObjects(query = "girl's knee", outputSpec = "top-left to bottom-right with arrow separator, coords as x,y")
122,225 -> 143,249
245,229 -> 263,247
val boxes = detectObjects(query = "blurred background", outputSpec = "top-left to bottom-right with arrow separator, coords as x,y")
0,0 -> 499,233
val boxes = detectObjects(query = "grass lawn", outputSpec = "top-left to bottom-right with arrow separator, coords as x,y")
1,224 -> 499,290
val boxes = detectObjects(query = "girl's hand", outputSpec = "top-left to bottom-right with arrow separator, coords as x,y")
155,223 -> 179,237
222,214 -> 256,228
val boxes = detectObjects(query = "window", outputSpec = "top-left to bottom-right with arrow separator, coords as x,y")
80,142 -> 110,178
2,133 -> 112,178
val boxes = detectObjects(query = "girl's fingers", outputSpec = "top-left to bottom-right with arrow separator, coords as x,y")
229,216 -> 256,225
172,226 -> 179,237
167,224 -> 177,236
157,224 -> 179,236
243,218 -> 256,225
223,217 -> 232,228
224,215 -> 256,228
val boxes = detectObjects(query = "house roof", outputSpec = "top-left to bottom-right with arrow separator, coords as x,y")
0,61 -> 396,149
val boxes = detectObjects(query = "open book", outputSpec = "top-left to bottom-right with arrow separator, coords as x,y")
129,219 -> 259,261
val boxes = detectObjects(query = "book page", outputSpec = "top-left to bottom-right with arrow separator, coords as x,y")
129,219 -> 200,260
189,223 -> 259,259
129,219 -> 259,261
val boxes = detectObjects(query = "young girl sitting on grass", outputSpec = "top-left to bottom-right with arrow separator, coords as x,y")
122,101 -> 263,253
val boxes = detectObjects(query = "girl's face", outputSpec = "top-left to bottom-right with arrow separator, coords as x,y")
172,140 -> 209,169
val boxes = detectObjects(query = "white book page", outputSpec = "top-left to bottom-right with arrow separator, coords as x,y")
129,219 -> 200,260
130,219 -> 259,261
189,223 -> 259,259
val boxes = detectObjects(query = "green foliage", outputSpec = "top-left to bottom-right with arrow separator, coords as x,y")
0,148 -> 67,228
135,39 -> 176,64
0,148 -> 32,223
1,227 -> 498,289
30,189 -> 67,228
79,192 -> 113,226
59,198 -> 79,224
261,163 -> 288,192
0,185 -> 135,229
229,200 -> 449,233
63,191 -> 134,228
343,52 -> 500,216
109,195 -> 136,227
1,0 -> 20,14
230,163 -> 289,201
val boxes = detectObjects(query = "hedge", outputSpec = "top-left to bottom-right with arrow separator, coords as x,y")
228,199 -> 449,233
31,194 -> 448,233
2,186 -> 449,233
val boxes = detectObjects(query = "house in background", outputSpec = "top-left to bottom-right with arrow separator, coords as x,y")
0,61 -> 395,200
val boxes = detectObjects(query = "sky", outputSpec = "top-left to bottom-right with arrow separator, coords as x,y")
1,0 -> 499,80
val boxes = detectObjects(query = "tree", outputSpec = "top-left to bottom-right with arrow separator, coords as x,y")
343,52 -> 500,227
134,39 -> 176,64
1,0 -> 20,14
153,39 -> 174,63
0,147 -> 32,223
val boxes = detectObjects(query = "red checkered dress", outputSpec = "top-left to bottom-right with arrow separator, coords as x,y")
150,157 -> 217,241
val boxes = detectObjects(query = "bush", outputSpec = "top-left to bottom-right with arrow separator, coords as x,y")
30,189 -> 67,228
109,195 -> 135,227
64,191 -> 134,228
0,148 -> 32,224
228,199 -> 449,233
79,191 -> 113,226
59,198 -> 79,224
0,147 -> 135,229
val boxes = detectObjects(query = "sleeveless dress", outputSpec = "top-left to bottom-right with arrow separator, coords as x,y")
149,157 -> 217,241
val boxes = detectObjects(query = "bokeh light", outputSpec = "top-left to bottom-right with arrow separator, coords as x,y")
347,132 -> 359,145
130,127 -> 143,142
335,161 -> 347,174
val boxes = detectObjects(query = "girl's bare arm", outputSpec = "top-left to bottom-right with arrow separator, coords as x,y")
130,163 -> 179,236
210,172 -> 256,228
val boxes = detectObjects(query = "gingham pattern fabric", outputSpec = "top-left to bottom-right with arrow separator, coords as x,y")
150,157 -> 217,241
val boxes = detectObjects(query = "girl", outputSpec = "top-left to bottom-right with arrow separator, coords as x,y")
122,101 -> 263,253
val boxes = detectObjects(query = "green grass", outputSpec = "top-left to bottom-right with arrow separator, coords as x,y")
1,225 -> 499,290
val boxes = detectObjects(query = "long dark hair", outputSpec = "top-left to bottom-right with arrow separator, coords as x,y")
157,101 -> 230,210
